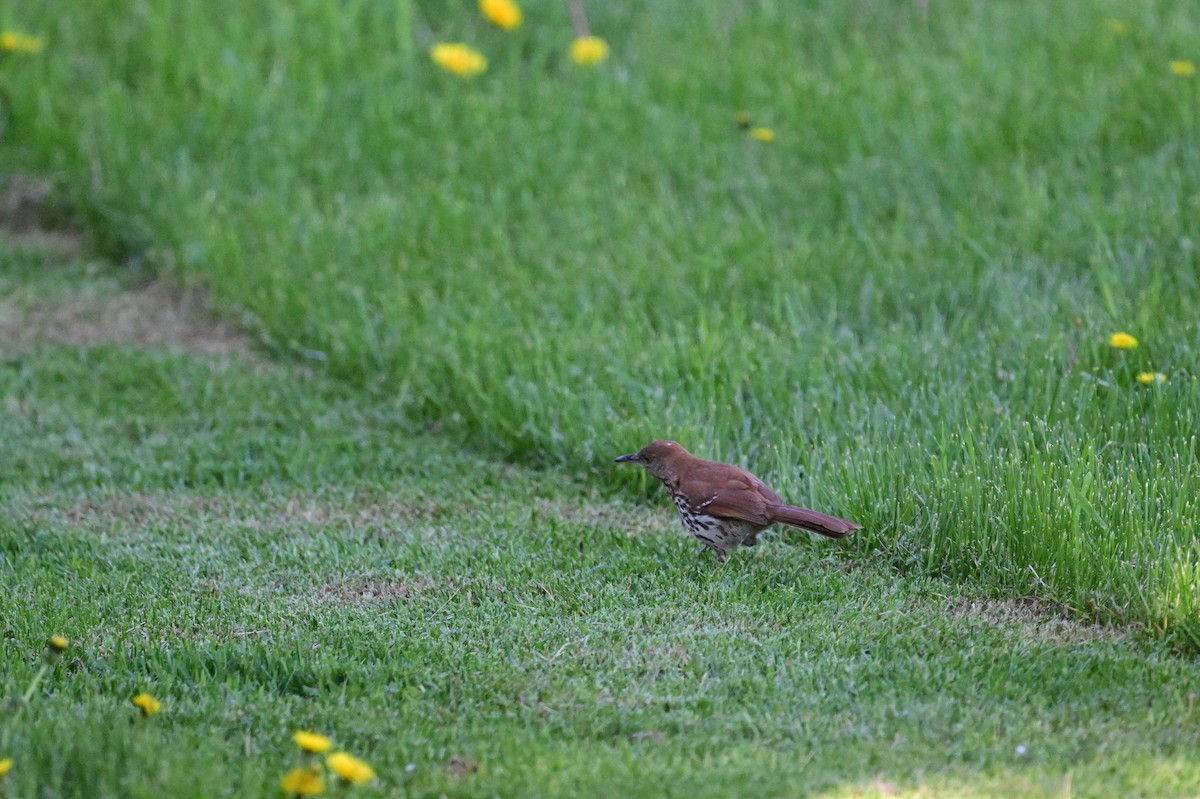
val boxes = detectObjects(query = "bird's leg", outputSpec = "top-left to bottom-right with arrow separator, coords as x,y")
714,549 -> 728,564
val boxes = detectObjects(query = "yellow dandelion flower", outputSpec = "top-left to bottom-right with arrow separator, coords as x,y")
280,767 -> 325,796
0,32 -> 44,54
326,752 -> 377,785
1169,60 -> 1195,77
751,127 -> 776,143
293,731 -> 333,754
1109,332 -> 1138,349
480,0 -> 521,30
0,758 -> 12,778
131,693 -> 161,716
430,43 -> 488,78
1136,372 -> 1166,385
570,36 -> 609,67
1106,19 -> 1127,36
735,110 -> 751,130
44,635 -> 69,663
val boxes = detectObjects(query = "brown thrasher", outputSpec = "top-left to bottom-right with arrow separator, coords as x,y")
616,440 -> 861,563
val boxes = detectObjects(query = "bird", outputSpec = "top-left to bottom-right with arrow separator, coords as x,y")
615,440 -> 861,563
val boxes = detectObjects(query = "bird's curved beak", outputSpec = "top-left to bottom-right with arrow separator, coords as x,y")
614,453 -> 639,463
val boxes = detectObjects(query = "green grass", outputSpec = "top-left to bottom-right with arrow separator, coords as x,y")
1,0 -> 1200,793
4,2 -> 1200,642
1,240 -> 1198,797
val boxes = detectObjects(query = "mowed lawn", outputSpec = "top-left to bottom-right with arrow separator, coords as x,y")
2,0 -> 1200,795
1,238 -> 1197,798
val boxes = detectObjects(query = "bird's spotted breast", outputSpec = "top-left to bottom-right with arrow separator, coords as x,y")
672,494 -> 712,533
669,491 -> 760,551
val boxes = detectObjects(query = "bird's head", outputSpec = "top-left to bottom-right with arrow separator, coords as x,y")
614,440 -> 689,481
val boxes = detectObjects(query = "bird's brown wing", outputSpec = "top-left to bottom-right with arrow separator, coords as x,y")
679,462 -> 780,525
680,460 -> 861,538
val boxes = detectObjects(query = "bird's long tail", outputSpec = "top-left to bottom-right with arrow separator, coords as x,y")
765,504 -> 861,539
